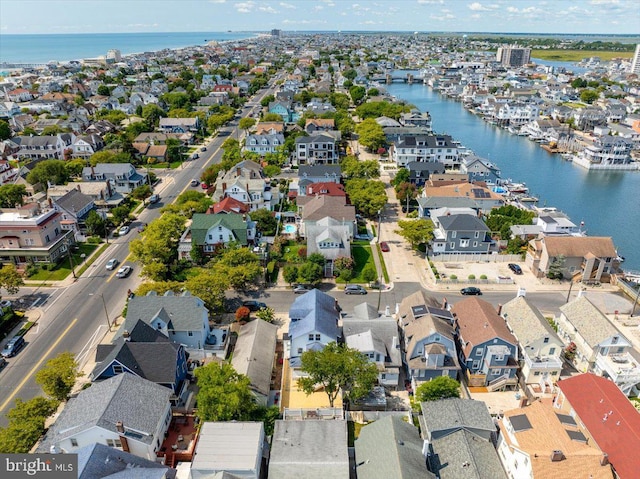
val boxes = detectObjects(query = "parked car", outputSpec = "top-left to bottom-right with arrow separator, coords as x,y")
1,335 -> 25,358
192,153 -> 200,160
105,258 -> 119,270
344,285 -> 367,295
242,300 -> 267,311
460,287 -> 482,296
0,357 -> 6,371
201,182 -> 209,190
118,226 -> 130,236
191,179 -> 199,187
200,146 -> 207,152
508,263 -> 523,275
380,241 -> 390,252
116,265 -> 133,278
0,300 -> 11,308
148,194 -> 160,204
293,285 -> 311,294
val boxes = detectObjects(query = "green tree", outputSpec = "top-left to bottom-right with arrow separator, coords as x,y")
355,118 -> 386,151
141,103 -> 167,126
260,94 -> 275,107
89,149 -> 131,167
485,205 -> 535,241
110,205 -> 131,226
185,269 -> 228,314
65,159 -> 86,178
298,342 -> 378,407
195,363 -> 257,421
298,261 -> 323,285
580,89 -> 599,104
132,184 -> 153,203
0,184 -> 27,208
344,178 -> 387,218
211,247 -> 263,290
97,84 -> 111,96
283,265 -> 299,285
85,210 -> 106,237
41,125 -> 63,136
35,352 -> 81,401
392,168 -> 410,187
547,254 -> 566,280
0,119 -> 11,141
349,85 -> 367,105
362,265 -> 378,283
367,88 -> 380,97
340,156 -> 380,179
0,397 -> 59,453
238,117 -> 256,132
333,256 -> 355,278
0,264 -> 24,296
26,160 -> 69,187
250,208 -> 278,236
262,112 -> 283,122
307,253 -> 326,268
394,219 -> 434,250
395,182 -> 417,204
256,306 -> 275,323
415,376 -> 460,402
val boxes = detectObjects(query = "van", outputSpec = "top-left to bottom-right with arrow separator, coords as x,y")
149,194 -> 160,204
1,335 -> 25,358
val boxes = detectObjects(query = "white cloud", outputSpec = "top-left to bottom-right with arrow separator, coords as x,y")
315,5 -> 324,10
279,2 -> 296,8
468,2 -> 490,11
590,0 -> 619,4
259,5 -> 277,13
235,1 -> 255,13
209,0 -> 226,3
418,0 -> 444,4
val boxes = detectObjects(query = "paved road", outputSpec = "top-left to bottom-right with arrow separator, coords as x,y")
0,84 -> 279,425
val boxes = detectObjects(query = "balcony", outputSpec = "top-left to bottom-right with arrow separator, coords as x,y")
594,352 -> 640,395
524,354 -> 563,370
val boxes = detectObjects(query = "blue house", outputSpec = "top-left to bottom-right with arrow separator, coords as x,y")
452,297 -> 519,391
90,320 -> 188,404
268,100 -> 299,123
288,289 -> 340,366
460,155 -> 502,184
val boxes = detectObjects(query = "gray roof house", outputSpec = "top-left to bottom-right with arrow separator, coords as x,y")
288,289 -> 340,364
76,442 -> 176,479
295,132 -> 338,165
297,164 -> 342,184
82,163 -> 147,194
37,374 -> 173,460
354,415 -> 434,479
420,398 -> 507,479
231,319 -> 278,406
268,419 -> 349,479
343,303 -> 402,389
53,188 -> 95,234
243,133 -> 285,155
305,216 -> 352,274
431,213 -> 492,254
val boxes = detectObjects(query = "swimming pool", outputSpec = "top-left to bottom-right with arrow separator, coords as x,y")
284,224 -> 296,234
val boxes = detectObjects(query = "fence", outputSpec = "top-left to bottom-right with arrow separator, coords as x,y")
430,253 -> 523,263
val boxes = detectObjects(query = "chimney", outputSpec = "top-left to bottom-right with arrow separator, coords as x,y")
115,421 -> 130,452
122,330 -> 130,340
236,167 -> 241,176
222,182 -> 227,192
577,289 -> 586,298
77,184 -> 81,192
550,450 -> 564,462
519,397 -> 528,408
48,197 -> 53,208
496,303 -> 502,315
442,297 -> 448,309
600,454 -> 609,466
392,336 -> 398,349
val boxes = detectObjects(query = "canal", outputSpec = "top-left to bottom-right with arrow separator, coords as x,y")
385,82 -> 640,271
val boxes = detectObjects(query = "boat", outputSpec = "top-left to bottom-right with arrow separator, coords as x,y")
507,183 -> 529,194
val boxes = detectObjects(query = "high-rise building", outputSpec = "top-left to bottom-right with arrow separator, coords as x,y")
106,49 -> 121,63
631,44 -> 640,75
271,29 -> 281,38
497,46 -> 531,67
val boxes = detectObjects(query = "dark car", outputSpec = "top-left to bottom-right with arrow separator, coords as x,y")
508,263 -> 523,275
344,285 -> 367,295
460,287 -> 482,296
1,335 -> 25,358
380,241 -> 390,252
242,300 -> 267,312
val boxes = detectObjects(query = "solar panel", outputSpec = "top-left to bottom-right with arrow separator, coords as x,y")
555,413 -> 577,426
566,429 -> 587,443
510,414 -> 533,432
411,305 -> 428,317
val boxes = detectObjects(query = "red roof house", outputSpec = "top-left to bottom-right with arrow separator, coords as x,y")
209,196 -> 250,215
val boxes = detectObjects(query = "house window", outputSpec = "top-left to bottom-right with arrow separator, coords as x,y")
188,331 -> 193,336
476,349 -> 482,356
450,242 -> 455,249
451,231 -> 456,238
309,334 -> 314,341
315,334 -> 321,341
472,361 -> 480,369
475,231 -> 480,238
544,337 -> 549,343
491,369 -> 502,375
70,439 -> 78,447
297,348 -> 303,354
612,336 -> 618,344
460,239 -> 470,248
106,439 -> 122,448
617,347 -> 624,353
112,365 -> 124,374
473,241 -> 478,247
549,347 -> 556,355
534,371 -> 541,376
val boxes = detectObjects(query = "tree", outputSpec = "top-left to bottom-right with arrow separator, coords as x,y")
26,160 -> 69,187
250,208 -> 278,236
256,306 -> 275,323
97,84 -> 111,96
367,87 -> 380,97
110,205 -> 130,226
0,119 -> 11,141
396,182 -> 417,205
0,264 -> 24,295
262,112 -> 283,122
185,269 -> 228,314
415,376 -> 460,402
355,118 -> 386,151
65,159 -> 86,178
394,219 -> 434,250
260,94 -> 275,107
392,168 -> 410,187
194,363 -> 257,422
0,184 -> 26,208
333,256 -> 354,278
297,342 -> 378,407
41,125 -> 63,136
547,254 -> 566,280
35,352 -> 81,401
340,156 -> 380,179
349,85 -> 367,105
84,210 -> 105,237
344,178 -> 387,218
362,265 -> 378,283
238,117 -> 256,132
88,149 -> 131,167
235,306 -> 251,322
131,184 -> 153,203
211,247 -> 263,290
298,261 -> 323,285
0,397 -> 59,453
141,103 -> 166,126
283,265 -> 299,285
580,89 -> 599,104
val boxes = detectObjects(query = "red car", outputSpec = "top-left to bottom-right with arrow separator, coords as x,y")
380,241 -> 390,252
201,182 -> 209,190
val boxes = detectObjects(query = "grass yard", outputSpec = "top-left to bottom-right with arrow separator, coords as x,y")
532,49 -> 633,62
27,243 -> 100,281
347,244 -> 376,283
282,242 -> 306,263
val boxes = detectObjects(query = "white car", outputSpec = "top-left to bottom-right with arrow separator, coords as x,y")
116,265 -> 132,278
118,226 -> 130,236
105,258 -> 119,270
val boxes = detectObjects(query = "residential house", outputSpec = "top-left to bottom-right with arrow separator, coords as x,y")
452,297 -> 519,390
211,160 -> 274,211
47,181 -> 118,209
354,416 -> 434,479
420,398 -> 507,479
526,236 -> 617,282
300,181 -> 346,198
555,373 -> 640,479
342,303 -> 402,389
268,100 -> 298,123
431,212 -> 492,254
556,294 -> 640,395
190,422 -> 265,479
295,132 -> 339,165
91,320 -> 189,405
158,117 -> 200,133
71,134 -> 104,159
82,163 -> 148,194
37,374 -> 173,460
288,289 -> 340,363
501,295 -> 564,389
268,420 -> 349,479
399,109 -> 433,130
231,319 -> 278,406
533,208 -> 583,236
53,188 -> 95,236
75,443 -> 176,479
0,203 -> 74,266
297,195 -> 357,239
579,135 -> 634,166
497,399 -> 613,479
12,133 -> 75,160
121,291 -> 227,353
255,122 -> 285,135
460,156 -> 501,184
304,217 -> 353,276
298,164 -> 341,185
391,134 -> 460,168
243,133 -> 284,155
305,118 -> 335,133
418,183 -> 504,218
406,161 -> 445,187
179,212 -> 256,260
0,101 -> 21,118
209,196 -> 249,215
397,292 -> 460,389
304,99 -> 336,115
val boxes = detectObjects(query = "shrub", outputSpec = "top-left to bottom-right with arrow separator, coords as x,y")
25,265 -> 40,277
235,306 -> 250,322
468,274 -> 476,280
480,274 -> 487,280
449,274 -> 457,280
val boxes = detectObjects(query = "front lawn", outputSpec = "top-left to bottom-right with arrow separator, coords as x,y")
282,242 -> 306,263
27,243 -> 99,281
336,244 -> 376,283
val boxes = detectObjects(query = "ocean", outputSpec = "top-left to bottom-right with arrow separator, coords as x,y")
0,31 -> 257,64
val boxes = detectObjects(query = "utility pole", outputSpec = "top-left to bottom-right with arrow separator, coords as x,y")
66,237 -> 76,279
631,285 -> 640,317
100,293 -> 111,330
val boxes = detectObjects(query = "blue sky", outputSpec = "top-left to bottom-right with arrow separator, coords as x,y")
1,0 -> 639,35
